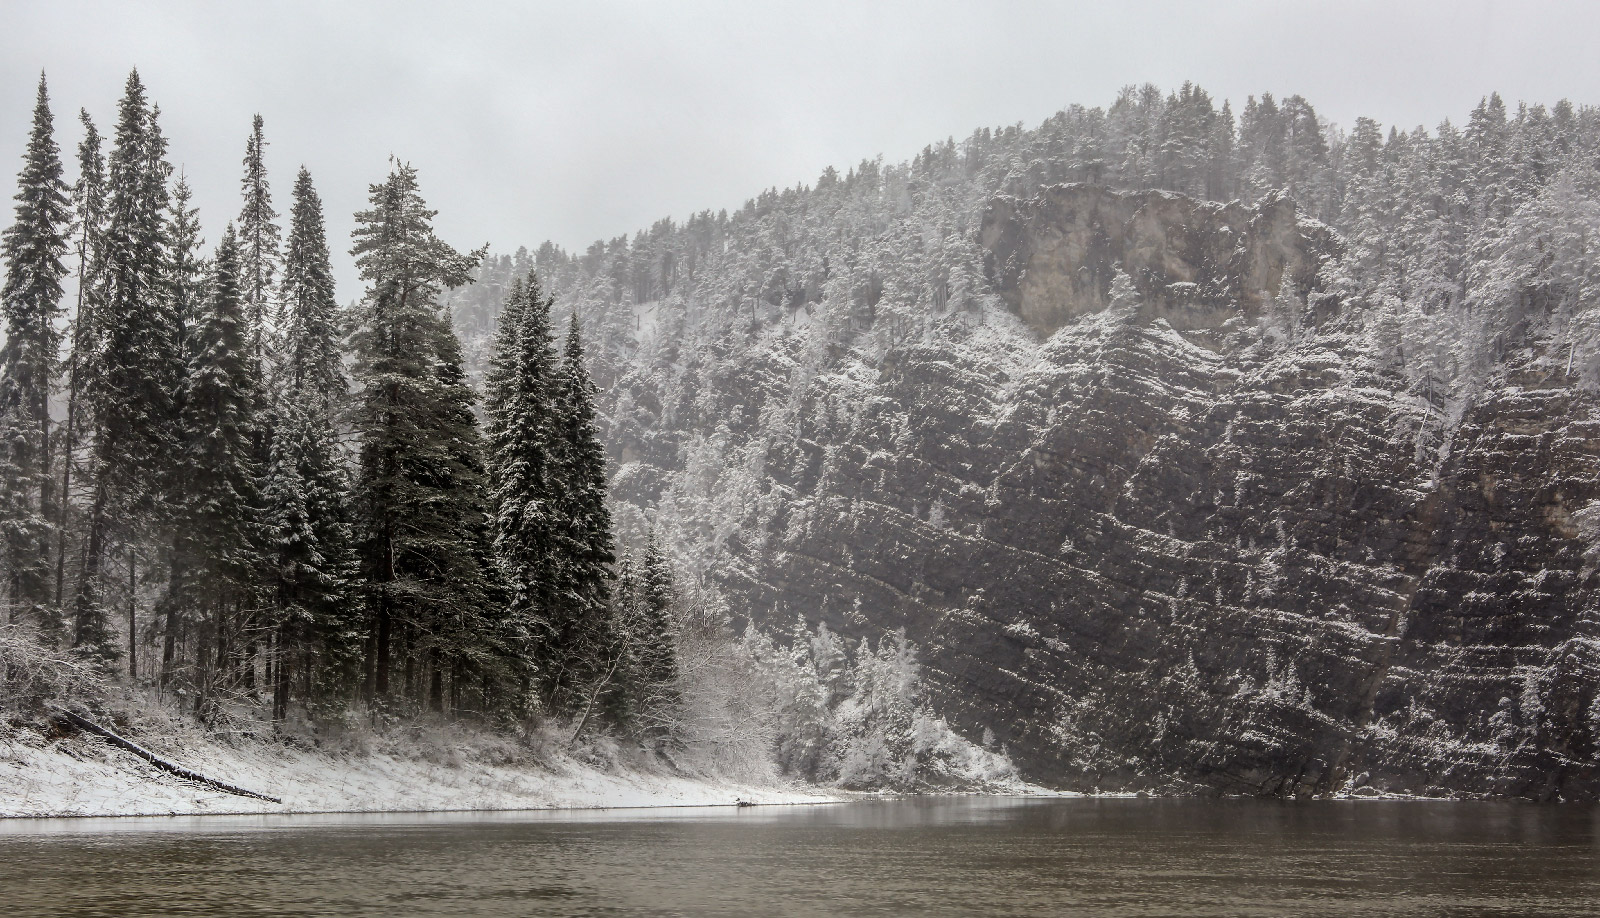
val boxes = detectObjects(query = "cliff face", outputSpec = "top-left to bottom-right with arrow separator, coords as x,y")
447,175 -> 1600,799
663,184 -> 1600,800
979,185 -> 1336,338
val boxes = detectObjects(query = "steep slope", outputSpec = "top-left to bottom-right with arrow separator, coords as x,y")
680,188 -> 1600,798
451,87 -> 1600,798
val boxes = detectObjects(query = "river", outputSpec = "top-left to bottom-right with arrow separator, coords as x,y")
2,798 -> 1598,916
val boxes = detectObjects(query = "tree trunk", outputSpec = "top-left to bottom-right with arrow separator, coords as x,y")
72,475 -> 109,649
273,621 -> 291,723
374,593 -> 391,699
126,547 -> 136,679
160,534 -> 182,690
429,648 -> 443,712
55,267 -> 89,610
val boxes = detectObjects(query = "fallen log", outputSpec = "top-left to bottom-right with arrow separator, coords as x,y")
58,708 -> 282,804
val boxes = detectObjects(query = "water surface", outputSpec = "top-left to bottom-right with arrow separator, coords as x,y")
3,798 -> 1598,916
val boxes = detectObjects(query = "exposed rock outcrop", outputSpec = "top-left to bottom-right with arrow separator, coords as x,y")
980,184 -> 1339,339
661,185 -> 1600,800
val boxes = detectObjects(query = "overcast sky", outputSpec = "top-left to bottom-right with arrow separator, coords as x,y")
4,0 -> 1599,297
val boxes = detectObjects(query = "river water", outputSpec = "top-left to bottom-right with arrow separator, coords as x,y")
2,798 -> 1598,916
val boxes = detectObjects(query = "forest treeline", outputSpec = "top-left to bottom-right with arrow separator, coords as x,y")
450,80 -> 1600,425
8,70 -> 1600,783
0,70 -> 681,735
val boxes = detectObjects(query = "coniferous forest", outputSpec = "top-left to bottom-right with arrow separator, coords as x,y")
13,7 -> 1600,914
9,65 -> 1600,800
0,70 -> 992,794
0,70 -> 681,735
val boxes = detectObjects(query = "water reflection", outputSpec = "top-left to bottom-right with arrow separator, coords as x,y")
3,798 -> 1599,916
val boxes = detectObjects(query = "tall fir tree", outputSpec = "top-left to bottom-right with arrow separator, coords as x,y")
0,73 -> 71,628
425,318 -> 501,712
237,114 -> 280,367
75,70 -> 178,665
635,529 -> 679,708
264,168 -> 359,718
547,311 -> 618,712
169,225 -> 262,709
54,110 -> 105,610
276,168 -> 343,407
348,161 -> 491,708
155,173 -> 206,685
164,174 -> 207,352
483,272 -> 559,711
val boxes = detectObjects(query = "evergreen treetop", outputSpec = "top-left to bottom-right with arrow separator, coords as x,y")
238,113 -> 281,363
277,167 -> 343,410
0,72 -> 71,624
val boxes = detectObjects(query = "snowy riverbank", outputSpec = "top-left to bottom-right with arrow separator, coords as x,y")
0,714 -> 838,819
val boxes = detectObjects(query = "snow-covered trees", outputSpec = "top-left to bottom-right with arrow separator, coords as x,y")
0,74 -> 70,629
483,272 -> 558,711
263,168 -> 359,719
606,532 -> 680,733
166,225 -> 261,711
237,114 -> 280,367
349,161 -> 494,711
75,69 -> 177,666
482,270 -> 634,723
747,619 -> 1015,790
12,66 -> 1600,792
545,312 -> 619,712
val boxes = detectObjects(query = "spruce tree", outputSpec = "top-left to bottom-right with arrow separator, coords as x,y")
349,161 -> 489,707
603,547 -> 642,724
0,73 -> 70,628
426,319 -> 500,712
155,174 -> 206,684
75,70 -> 177,665
264,167 -> 359,716
264,398 -> 359,716
276,169 -> 344,406
238,114 -> 280,366
483,272 -> 559,711
548,311 -> 618,712
165,175 -> 207,347
54,110 -> 105,610
636,530 -> 679,705
170,225 -> 262,708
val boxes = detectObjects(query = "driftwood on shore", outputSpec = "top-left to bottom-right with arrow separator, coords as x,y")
58,708 -> 282,804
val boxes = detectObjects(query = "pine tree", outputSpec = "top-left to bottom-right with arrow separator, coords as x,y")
483,272 -> 559,711
264,167 -> 359,717
0,73 -> 71,628
263,397 -> 360,717
54,110 -> 105,611
170,225 -> 263,709
237,114 -> 280,366
75,70 -> 179,666
349,161 -> 490,708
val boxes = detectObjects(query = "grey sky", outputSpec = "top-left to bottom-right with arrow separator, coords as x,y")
3,0 -> 1598,298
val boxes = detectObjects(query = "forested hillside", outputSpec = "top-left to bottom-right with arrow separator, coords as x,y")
7,72 -> 1600,798
445,83 -> 1600,798
0,70 -> 1011,794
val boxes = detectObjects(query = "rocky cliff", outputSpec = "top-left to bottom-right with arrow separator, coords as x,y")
447,152 -> 1600,800
588,181 -> 1600,800
979,185 -> 1335,338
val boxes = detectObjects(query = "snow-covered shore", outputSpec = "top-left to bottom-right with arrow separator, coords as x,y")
0,718 -> 836,819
